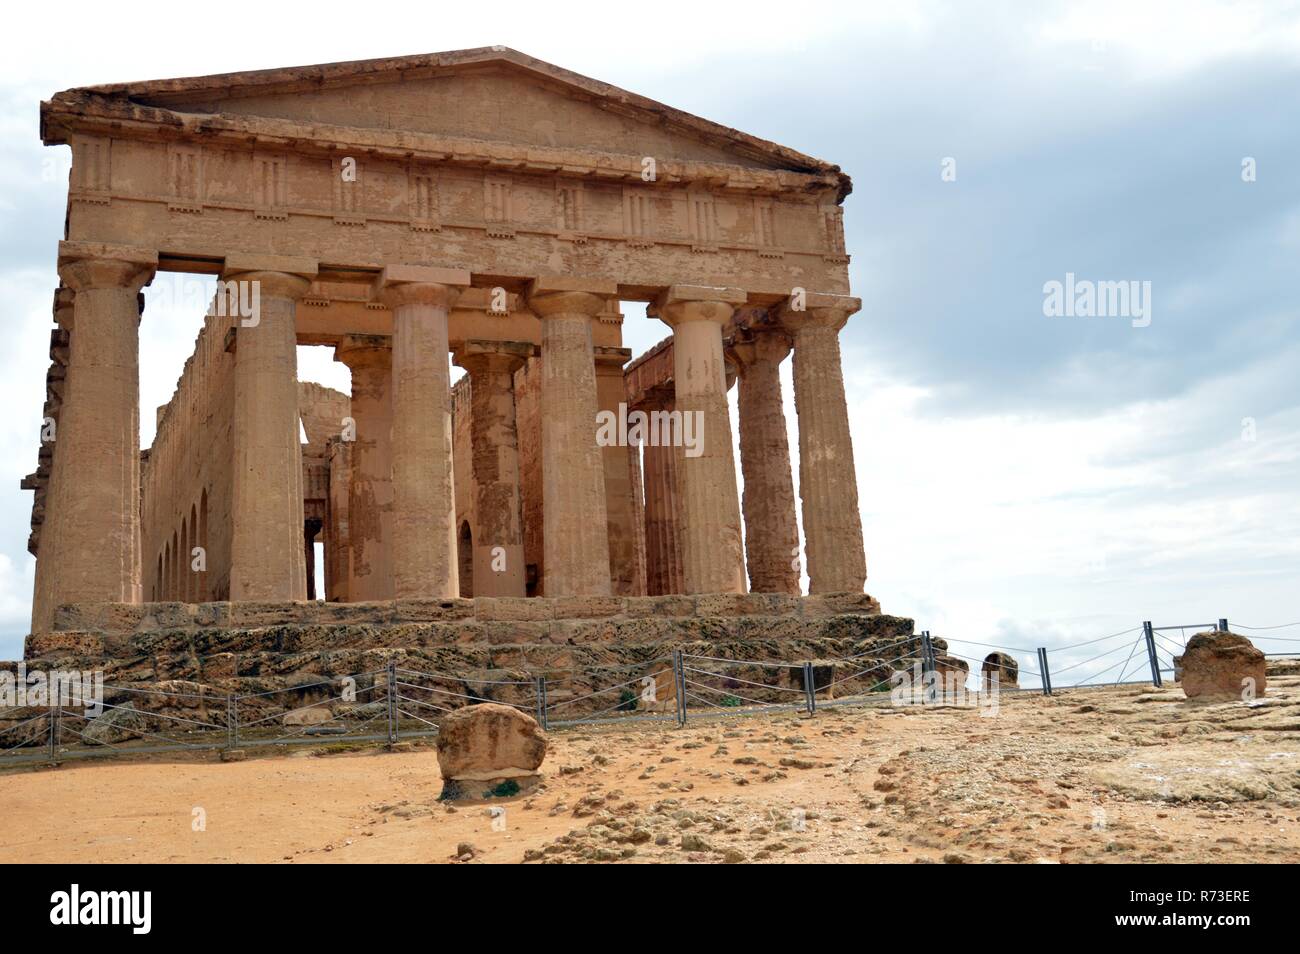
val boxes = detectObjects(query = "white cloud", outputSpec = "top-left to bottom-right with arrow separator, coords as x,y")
1037,0 -> 1300,80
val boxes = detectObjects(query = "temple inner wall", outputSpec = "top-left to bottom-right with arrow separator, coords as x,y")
140,309 -> 237,604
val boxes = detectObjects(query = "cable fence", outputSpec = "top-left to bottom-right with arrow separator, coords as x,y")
542,659 -> 677,729
1232,621 -> 1300,660
3,614 -> 1296,766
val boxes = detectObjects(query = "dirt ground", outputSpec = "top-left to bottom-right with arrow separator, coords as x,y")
2,675 -> 1298,864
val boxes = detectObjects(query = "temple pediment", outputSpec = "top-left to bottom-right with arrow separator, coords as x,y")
42,47 -> 849,196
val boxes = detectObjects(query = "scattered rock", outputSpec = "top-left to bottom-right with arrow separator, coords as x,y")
680,833 -> 711,852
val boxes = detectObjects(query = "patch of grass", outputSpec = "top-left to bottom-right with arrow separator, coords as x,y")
487,779 -> 520,798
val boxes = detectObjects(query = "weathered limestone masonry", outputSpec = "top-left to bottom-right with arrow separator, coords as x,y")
334,334 -> 394,601
730,323 -> 801,595
779,295 -> 868,593
142,306 -> 240,606
18,593 -> 912,721
624,338 -> 686,596
21,48 -> 879,683
453,339 -> 534,598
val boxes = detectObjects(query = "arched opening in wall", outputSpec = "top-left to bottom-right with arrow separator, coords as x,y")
198,490 -> 208,601
180,517 -> 189,604
458,520 -> 473,599
188,502 -> 199,602
304,516 -> 323,600
163,538 -> 172,601
170,529 -> 179,601
313,540 -> 325,601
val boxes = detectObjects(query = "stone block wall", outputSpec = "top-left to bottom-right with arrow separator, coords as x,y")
451,374 -> 474,596
141,309 -> 239,603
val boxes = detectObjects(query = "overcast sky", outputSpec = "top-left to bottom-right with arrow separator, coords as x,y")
0,1 -> 1296,683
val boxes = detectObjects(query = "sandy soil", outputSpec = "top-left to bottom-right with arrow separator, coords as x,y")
2,676 -> 1298,864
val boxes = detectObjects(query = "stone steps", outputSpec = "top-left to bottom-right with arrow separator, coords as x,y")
26,609 -> 904,661
44,591 -> 883,641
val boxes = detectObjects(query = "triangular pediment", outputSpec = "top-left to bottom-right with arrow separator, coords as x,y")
49,48 -> 845,184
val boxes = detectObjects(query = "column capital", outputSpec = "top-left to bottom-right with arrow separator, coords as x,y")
222,255 -> 317,300
728,327 -> 792,368
653,284 -> 746,329
526,276 -> 618,318
776,292 -> 862,333
630,384 -> 675,413
452,338 -> 537,375
334,333 -> 393,369
57,241 -> 157,294
374,264 -> 471,309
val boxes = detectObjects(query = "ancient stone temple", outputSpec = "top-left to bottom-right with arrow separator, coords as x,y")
25,48 -> 869,642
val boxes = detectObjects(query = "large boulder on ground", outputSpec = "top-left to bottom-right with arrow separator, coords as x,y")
436,702 -> 547,800
1174,631 -> 1266,703
982,652 -> 1019,690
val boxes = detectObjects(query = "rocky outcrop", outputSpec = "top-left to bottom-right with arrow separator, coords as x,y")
436,703 -> 547,800
1175,631 -> 1266,703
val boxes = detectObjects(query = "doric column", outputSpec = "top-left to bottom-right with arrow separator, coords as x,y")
731,329 -> 800,594
452,339 -> 533,598
325,437 -> 351,601
779,293 -> 867,593
225,255 -> 316,602
526,277 -> 615,597
595,345 -> 644,596
375,265 -> 470,599
32,242 -> 156,632
655,285 -> 747,595
335,335 -> 394,601
639,391 -> 685,595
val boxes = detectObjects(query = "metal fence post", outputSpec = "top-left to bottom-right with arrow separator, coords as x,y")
386,660 -> 398,743
535,675 -> 548,730
1037,648 -> 1053,696
672,650 -> 686,726
920,632 -> 935,704
226,693 -> 236,749
47,704 -> 58,761
1143,621 -> 1162,688
803,661 -> 816,715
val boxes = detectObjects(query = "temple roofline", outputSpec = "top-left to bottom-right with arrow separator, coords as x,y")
42,46 -> 851,200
